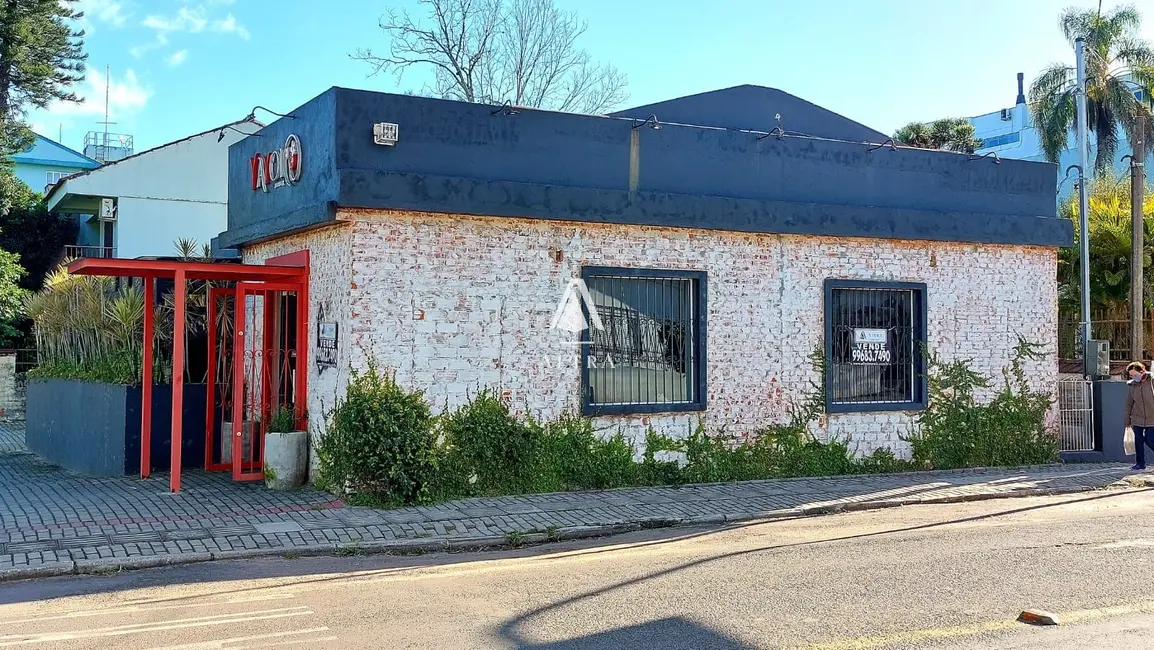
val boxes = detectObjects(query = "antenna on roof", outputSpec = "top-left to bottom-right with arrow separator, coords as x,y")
96,65 -> 115,157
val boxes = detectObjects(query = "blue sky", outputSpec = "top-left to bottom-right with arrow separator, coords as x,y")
28,0 -> 1154,153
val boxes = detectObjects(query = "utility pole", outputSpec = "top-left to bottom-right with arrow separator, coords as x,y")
1132,114 -> 1147,362
1076,37 -> 1093,373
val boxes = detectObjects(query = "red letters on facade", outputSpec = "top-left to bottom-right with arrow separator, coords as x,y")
250,134 -> 303,192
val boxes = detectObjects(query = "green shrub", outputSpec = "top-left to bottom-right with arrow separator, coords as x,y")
638,428 -> 685,486
438,389 -> 545,496
856,447 -> 914,474
906,337 -> 1058,470
538,413 -> 638,491
266,405 -> 297,433
315,364 -> 437,507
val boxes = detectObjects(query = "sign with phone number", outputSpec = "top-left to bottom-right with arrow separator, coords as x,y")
851,328 -> 890,364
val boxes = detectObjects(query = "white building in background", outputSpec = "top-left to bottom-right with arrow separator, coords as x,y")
45,119 -> 261,260
967,72 -> 1147,200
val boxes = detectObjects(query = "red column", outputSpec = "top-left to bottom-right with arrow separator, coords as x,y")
204,288 -> 217,470
170,269 -> 186,493
141,276 -> 154,479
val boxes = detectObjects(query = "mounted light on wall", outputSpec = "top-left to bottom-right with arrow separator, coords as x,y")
757,127 -> 785,141
491,101 -> 520,116
632,115 -> 660,130
866,138 -> 898,153
966,151 -> 1001,164
217,125 -> 263,142
1058,165 -> 1079,196
244,105 -> 297,122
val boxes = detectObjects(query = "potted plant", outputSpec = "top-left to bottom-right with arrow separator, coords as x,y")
263,404 -> 308,490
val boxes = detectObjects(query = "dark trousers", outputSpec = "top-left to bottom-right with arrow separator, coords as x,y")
1135,426 -> 1154,467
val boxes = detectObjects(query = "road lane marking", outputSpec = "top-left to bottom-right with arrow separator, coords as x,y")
139,627 -> 336,649
788,600 -> 1154,650
0,607 -> 313,646
0,593 -> 298,627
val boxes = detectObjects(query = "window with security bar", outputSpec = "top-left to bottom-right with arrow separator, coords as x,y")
823,279 -> 927,413
579,267 -> 707,416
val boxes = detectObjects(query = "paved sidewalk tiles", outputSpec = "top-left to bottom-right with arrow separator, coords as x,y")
0,422 -> 1144,580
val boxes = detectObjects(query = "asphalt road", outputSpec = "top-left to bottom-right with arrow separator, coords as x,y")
2,488 -> 1154,649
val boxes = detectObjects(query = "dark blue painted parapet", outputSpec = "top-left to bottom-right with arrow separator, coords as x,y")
221,86 -> 1071,250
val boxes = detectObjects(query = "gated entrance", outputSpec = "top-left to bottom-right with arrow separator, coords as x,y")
65,252 -> 309,492
206,277 -> 308,481
1058,377 -> 1096,452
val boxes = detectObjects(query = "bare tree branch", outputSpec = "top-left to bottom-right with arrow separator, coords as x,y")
351,0 -> 628,113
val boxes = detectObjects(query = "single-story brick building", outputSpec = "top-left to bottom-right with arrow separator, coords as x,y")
213,85 -> 1072,477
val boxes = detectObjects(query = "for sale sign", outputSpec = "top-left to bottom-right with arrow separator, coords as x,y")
851,328 -> 890,364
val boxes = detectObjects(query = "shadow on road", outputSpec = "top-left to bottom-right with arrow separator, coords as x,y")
0,487 -> 1145,615
511,616 -> 754,650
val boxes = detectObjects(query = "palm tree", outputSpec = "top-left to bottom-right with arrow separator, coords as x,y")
1030,4 -> 1154,173
893,118 -> 983,153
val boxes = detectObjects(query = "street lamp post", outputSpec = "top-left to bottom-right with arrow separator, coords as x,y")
1076,37 -> 1093,375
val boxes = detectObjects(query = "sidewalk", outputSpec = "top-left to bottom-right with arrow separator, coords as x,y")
0,422 -> 1144,581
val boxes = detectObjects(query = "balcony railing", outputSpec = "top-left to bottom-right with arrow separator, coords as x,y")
64,245 -> 116,260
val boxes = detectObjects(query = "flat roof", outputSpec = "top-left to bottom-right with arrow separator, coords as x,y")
67,257 -> 305,282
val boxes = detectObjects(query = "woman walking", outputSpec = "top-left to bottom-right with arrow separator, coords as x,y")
1124,361 -> 1154,471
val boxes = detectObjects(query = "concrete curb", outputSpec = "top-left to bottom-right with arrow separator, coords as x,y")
0,481 -> 1135,584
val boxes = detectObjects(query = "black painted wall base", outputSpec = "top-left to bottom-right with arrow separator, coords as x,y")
26,379 -> 208,477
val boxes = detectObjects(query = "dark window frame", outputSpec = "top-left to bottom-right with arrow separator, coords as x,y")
823,278 -> 928,414
579,266 -> 708,416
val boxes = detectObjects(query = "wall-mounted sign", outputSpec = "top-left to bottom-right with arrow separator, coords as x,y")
250,134 -> 303,192
373,122 -> 398,146
851,328 -> 891,364
317,321 -> 338,368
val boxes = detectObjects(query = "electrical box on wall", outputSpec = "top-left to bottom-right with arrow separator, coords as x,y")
1085,339 -> 1110,378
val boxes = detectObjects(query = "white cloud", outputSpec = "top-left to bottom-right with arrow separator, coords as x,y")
45,67 -> 151,119
81,0 -> 130,27
132,3 -> 249,56
165,50 -> 188,67
141,4 -> 248,38
142,6 -> 208,33
128,33 -> 167,58
25,67 -> 151,146
211,14 -> 249,39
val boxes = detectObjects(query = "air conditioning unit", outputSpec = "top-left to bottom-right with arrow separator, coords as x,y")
98,198 -> 117,221
1000,108 -> 1012,121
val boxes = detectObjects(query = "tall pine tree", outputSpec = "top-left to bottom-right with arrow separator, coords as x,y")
0,0 -> 87,155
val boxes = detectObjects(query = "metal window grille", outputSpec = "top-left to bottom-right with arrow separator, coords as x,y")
828,286 -> 922,406
582,273 -> 700,410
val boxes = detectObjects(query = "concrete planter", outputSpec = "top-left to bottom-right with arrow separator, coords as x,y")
263,430 -> 308,490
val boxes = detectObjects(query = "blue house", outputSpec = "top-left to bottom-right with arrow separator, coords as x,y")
10,133 -> 100,194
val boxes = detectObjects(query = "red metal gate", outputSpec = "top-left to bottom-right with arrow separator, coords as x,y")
206,278 -> 307,482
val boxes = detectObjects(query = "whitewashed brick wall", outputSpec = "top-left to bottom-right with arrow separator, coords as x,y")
323,209 -> 1058,458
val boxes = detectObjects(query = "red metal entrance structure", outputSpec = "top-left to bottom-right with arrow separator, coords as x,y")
67,251 -> 309,493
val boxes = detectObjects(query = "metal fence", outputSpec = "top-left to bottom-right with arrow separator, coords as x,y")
1057,377 -> 1096,452
1058,317 -> 1154,361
